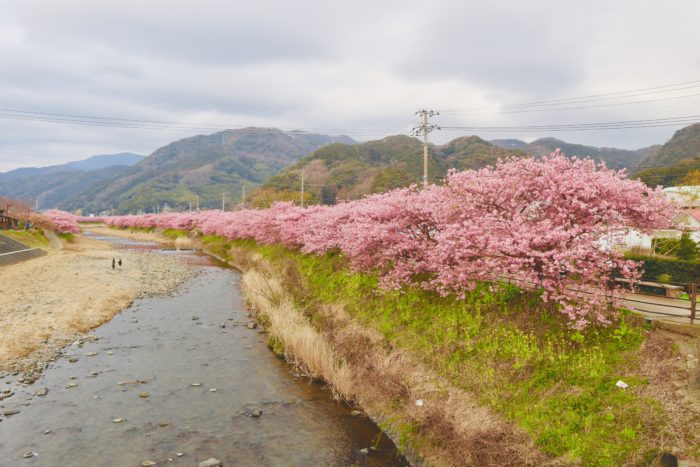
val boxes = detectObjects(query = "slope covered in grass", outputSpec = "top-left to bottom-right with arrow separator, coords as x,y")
209,237 -> 699,465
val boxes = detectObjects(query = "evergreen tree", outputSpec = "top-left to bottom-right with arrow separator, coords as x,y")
676,231 -> 698,261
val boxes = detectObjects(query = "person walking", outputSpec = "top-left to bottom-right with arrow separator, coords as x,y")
118,258 -> 122,268
112,258 -> 115,270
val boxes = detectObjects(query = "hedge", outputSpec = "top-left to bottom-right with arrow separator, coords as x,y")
625,253 -> 700,283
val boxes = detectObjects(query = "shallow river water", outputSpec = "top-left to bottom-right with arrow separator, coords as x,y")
0,236 -> 405,466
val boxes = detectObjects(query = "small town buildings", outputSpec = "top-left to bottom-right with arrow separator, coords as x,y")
621,186 -> 700,252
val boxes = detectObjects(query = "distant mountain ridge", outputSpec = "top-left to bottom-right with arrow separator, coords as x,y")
633,123 -> 700,186
62,153 -> 145,171
4,123 -> 699,213
0,152 -> 143,180
0,153 -> 145,209
256,135 -> 526,206
490,138 -> 659,170
0,128 -> 354,214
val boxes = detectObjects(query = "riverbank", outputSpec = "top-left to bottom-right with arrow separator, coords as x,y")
0,233 -> 192,378
196,235 -> 700,466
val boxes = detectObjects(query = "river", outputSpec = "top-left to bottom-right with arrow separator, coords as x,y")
0,235 -> 405,466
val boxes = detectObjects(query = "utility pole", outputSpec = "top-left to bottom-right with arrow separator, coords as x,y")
300,169 -> 305,208
241,185 -> 246,209
222,192 -> 226,211
189,201 -> 192,212
413,109 -> 440,188
196,195 -> 199,211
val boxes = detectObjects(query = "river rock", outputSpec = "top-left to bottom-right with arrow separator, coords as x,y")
139,392 -> 150,398
158,420 -> 169,427
3,409 -> 20,416
247,322 -> 257,329
23,452 -> 34,458
43,429 -> 51,434
350,410 -> 362,417
86,351 -> 97,356
112,418 -> 126,423
36,387 -> 49,396
68,357 -> 79,363
65,382 -> 78,388
251,410 -> 263,418
142,461 -> 157,466
198,458 -> 223,467
191,383 -> 202,387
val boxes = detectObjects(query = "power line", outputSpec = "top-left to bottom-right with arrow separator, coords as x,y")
0,108 -> 392,136
440,114 -> 700,133
441,91 -> 700,116
441,79 -> 700,113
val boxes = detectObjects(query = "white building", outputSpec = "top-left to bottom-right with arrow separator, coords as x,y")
621,186 -> 700,252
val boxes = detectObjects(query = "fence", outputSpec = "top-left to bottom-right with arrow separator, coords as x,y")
497,275 -> 697,324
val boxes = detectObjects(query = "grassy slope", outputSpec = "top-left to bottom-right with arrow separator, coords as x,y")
2,230 -> 50,249
202,236 -> 699,465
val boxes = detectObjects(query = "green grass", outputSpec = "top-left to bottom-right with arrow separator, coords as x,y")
160,229 -> 188,239
58,232 -> 75,242
2,229 -> 50,248
112,226 -> 155,233
219,240 -> 682,465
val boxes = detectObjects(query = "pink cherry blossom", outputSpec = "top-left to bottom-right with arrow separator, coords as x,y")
86,150 -> 676,327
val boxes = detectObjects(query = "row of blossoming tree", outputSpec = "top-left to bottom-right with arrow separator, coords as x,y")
44,209 -> 81,234
77,151 -> 675,328
0,195 -> 80,234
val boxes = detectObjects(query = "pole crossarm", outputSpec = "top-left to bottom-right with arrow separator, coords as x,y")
412,109 -> 440,188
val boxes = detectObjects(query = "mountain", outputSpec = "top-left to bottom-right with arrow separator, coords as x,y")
634,123 -> 700,186
255,135 -> 525,206
490,139 -> 528,149
0,152 -> 143,181
491,138 -> 659,170
59,129 -> 354,214
0,153 -> 144,209
62,153 -> 145,171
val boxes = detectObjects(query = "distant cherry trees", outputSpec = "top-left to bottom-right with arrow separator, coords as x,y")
80,151 -> 674,327
43,209 -> 80,234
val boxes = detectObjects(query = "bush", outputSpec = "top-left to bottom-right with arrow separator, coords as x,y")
625,253 -> 700,283
677,232 -> 698,261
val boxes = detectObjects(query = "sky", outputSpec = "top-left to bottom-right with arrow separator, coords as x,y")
1,0 -> 699,172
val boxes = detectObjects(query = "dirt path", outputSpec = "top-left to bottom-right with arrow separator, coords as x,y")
0,234 -> 192,378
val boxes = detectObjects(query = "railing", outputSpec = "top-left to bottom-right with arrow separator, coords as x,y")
497,275 -> 697,324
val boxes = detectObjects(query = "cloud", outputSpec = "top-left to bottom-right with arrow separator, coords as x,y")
0,0 -> 699,171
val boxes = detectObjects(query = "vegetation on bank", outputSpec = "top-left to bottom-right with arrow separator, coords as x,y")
200,234 -> 698,465
2,229 -> 50,248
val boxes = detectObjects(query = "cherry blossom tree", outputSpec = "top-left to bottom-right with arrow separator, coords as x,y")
87,150 -> 676,327
44,209 -> 80,234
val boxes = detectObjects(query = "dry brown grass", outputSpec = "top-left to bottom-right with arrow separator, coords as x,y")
234,250 -> 550,466
634,330 -> 700,455
241,269 -> 356,400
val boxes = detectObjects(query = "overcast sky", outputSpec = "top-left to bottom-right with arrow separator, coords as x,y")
1,0 -> 699,171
